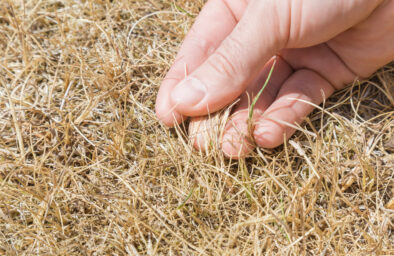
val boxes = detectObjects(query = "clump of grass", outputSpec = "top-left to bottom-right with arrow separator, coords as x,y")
0,0 -> 393,255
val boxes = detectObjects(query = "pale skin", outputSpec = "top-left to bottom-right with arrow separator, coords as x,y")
155,0 -> 394,158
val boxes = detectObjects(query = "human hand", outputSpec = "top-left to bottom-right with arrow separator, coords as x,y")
155,0 -> 394,158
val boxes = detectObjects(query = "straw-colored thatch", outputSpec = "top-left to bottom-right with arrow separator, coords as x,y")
0,1 -> 393,255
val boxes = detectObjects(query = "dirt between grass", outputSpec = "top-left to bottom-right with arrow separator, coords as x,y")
0,0 -> 393,255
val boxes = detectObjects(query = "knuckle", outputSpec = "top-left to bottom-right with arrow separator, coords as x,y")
208,34 -> 245,79
187,28 -> 216,55
208,49 -> 238,79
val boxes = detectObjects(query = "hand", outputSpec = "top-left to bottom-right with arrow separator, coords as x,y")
155,0 -> 394,158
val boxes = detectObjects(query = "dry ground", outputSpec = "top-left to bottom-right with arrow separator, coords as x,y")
0,0 -> 393,255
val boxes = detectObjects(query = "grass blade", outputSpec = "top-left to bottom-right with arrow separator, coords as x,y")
248,58 -> 277,121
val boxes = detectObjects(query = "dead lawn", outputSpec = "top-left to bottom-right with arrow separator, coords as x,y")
0,0 -> 393,255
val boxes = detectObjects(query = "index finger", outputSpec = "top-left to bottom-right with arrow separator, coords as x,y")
155,0 -> 248,126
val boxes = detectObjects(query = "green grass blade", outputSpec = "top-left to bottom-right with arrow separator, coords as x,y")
248,58 -> 277,121
177,186 -> 196,209
173,3 -> 195,18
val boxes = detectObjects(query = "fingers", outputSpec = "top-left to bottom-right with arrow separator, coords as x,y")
155,0 -> 248,126
169,0 -> 384,117
279,44 -> 357,89
189,113 -> 223,152
170,0 -> 288,117
283,0 -> 384,48
162,0 -> 385,124
188,57 -> 293,158
253,69 -> 336,149
220,57 -> 293,158
220,44 -> 357,158
327,0 -> 394,78
189,64 -> 343,158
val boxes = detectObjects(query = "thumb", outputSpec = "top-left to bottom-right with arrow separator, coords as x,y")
170,0 -> 288,117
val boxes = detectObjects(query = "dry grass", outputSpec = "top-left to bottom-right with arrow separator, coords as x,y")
0,0 -> 393,255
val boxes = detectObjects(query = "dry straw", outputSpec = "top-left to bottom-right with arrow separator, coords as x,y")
0,0 -> 393,255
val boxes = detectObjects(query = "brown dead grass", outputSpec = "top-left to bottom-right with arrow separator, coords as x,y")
0,0 -> 393,255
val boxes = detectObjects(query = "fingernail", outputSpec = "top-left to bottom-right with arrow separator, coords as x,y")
171,77 -> 207,106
